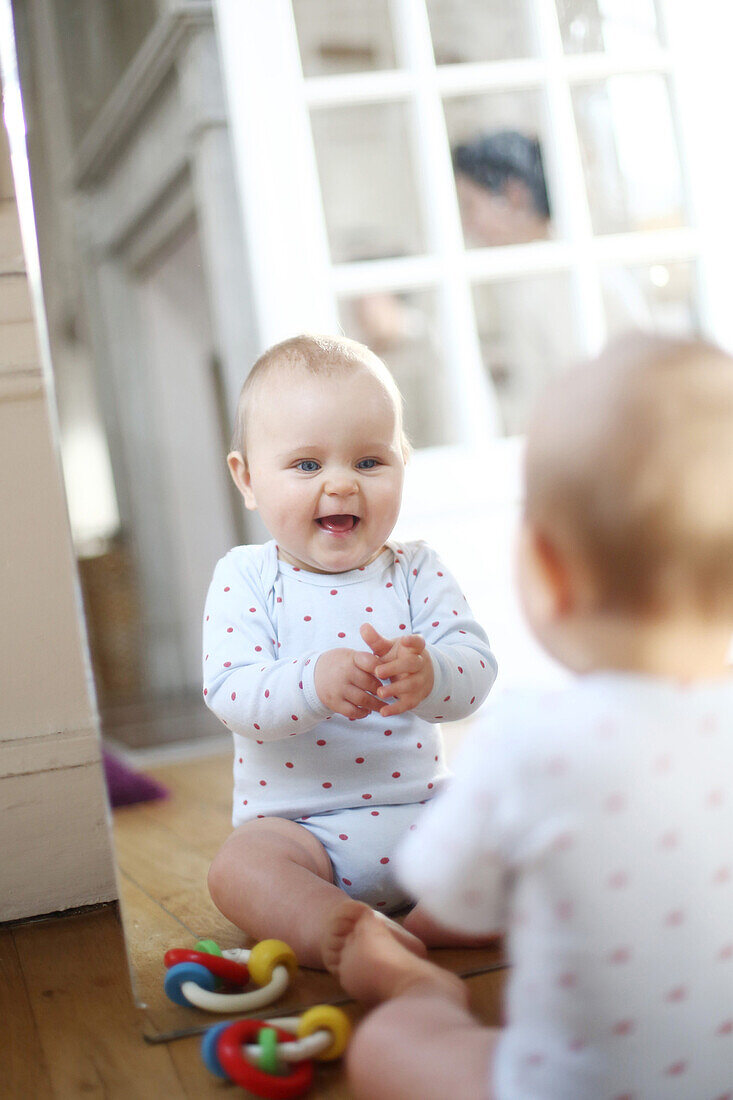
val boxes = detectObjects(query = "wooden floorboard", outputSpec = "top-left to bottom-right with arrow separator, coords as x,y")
0,927 -> 55,1095
3,750 -> 506,1098
113,751 -> 507,1043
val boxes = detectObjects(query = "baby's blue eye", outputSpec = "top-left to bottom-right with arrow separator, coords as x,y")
296,460 -> 320,472
357,458 -> 379,470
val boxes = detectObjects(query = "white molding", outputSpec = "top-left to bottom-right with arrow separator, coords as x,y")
0,725 -> 102,780
591,226 -> 698,265
0,366 -> 43,402
560,48 -> 672,82
305,68 -> 415,107
213,0 -> 337,344
0,764 -> 116,921
332,254 -> 442,295
331,227 -> 698,297
532,0 -> 606,356
390,0 -> 501,442
659,0 -> 733,350
125,174 -> 196,274
303,51 -> 675,109
71,3 -> 214,187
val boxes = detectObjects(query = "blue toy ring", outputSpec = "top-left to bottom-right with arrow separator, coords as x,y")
164,961 -> 218,1007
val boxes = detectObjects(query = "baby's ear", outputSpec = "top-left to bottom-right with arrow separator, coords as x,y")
227,451 -> 257,510
519,522 -> 574,623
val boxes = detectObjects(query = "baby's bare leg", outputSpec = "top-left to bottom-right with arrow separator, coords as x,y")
323,900 -> 498,1099
207,818 -> 424,969
349,990 -> 498,1100
208,817 -> 345,968
403,903 -> 503,949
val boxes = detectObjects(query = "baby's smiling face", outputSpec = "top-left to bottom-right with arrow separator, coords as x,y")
233,364 -> 406,574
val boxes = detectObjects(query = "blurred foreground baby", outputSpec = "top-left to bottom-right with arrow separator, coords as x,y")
323,334 -> 733,1099
203,334 -> 497,969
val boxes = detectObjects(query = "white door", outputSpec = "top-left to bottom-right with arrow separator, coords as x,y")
214,0 -> 721,692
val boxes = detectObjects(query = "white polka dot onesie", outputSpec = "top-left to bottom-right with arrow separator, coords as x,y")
396,673 -> 733,1098
203,540 -> 497,905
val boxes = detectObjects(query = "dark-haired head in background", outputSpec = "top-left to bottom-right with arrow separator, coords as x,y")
452,130 -> 552,247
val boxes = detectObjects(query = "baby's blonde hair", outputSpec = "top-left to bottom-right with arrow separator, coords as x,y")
525,333 -> 733,618
231,333 -> 409,460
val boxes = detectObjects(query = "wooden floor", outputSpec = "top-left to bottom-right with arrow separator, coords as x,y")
2,752 -> 507,1098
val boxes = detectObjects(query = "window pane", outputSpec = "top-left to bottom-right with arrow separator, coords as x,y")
573,76 -> 685,235
473,274 -> 577,435
556,0 -> 661,55
443,93 -> 556,248
292,0 -> 396,77
426,0 -> 537,64
311,103 -> 425,263
603,261 -> 699,340
339,291 -> 457,448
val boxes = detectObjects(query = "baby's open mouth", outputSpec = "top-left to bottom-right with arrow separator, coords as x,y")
317,515 -> 359,533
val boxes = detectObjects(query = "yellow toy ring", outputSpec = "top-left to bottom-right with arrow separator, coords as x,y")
296,1005 -> 351,1061
247,939 -> 298,987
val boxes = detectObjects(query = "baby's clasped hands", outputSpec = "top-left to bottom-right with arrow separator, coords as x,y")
360,623 -> 434,717
314,646 -> 384,721
313,624 -> 434,720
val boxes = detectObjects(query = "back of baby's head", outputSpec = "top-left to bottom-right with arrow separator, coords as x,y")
525,333 -> 733,618
231,333 -> 405,458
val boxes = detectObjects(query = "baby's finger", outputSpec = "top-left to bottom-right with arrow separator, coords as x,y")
378,672 -> 423,701
352,650 -> 381,676
359,622 -> 393,659
401,634 -> 426,653
351,667 -> 383,694
346,686 -> 383,713
375,654 -> 423,680
338,700 -> 372,720
379,697 -> 416,717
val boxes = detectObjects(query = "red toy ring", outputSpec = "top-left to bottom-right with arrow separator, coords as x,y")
216,1020 -> 314,1099
163,948 -> 249,986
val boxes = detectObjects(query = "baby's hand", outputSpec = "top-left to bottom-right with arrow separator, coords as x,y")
314,648 -> 383,720
360,623 -> 434,717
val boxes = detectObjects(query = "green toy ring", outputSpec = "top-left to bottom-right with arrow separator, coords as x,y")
258,1026 -> 281,1075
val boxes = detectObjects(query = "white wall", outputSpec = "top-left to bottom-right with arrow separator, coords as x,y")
135,225 -> 238,689
0,104 -> 116,920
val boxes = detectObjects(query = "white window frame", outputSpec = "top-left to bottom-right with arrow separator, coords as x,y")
216,0 -> 708,435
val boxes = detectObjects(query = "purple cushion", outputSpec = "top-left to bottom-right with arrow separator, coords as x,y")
102,750 -> 169,808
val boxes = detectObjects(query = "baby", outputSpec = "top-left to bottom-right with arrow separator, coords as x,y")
324,334 -> 733,1099
203,334 -> 497,968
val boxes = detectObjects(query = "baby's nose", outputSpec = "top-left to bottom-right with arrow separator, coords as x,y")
324,471 -> 358,497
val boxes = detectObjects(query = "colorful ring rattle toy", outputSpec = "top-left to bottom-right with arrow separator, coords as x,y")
201,1004 -> 351,1099
164,937 -> 297,1013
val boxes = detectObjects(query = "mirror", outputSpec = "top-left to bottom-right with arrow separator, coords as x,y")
7,0 -> 709,1046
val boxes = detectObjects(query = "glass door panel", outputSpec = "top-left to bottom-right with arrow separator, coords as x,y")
310,101 -> 426,262
601,260 -> 699,338
443,91 -> 556,248
472,273 -> 576,435
292,0 -> 397,76
426,0 -> 537,64
339,289 -> 457,448
572,75 -> 685,235
555,0 -> 661,55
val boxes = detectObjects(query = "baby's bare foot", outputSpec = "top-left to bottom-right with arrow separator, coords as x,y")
322,899 -> 467,1008
322,900 -> 425,974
